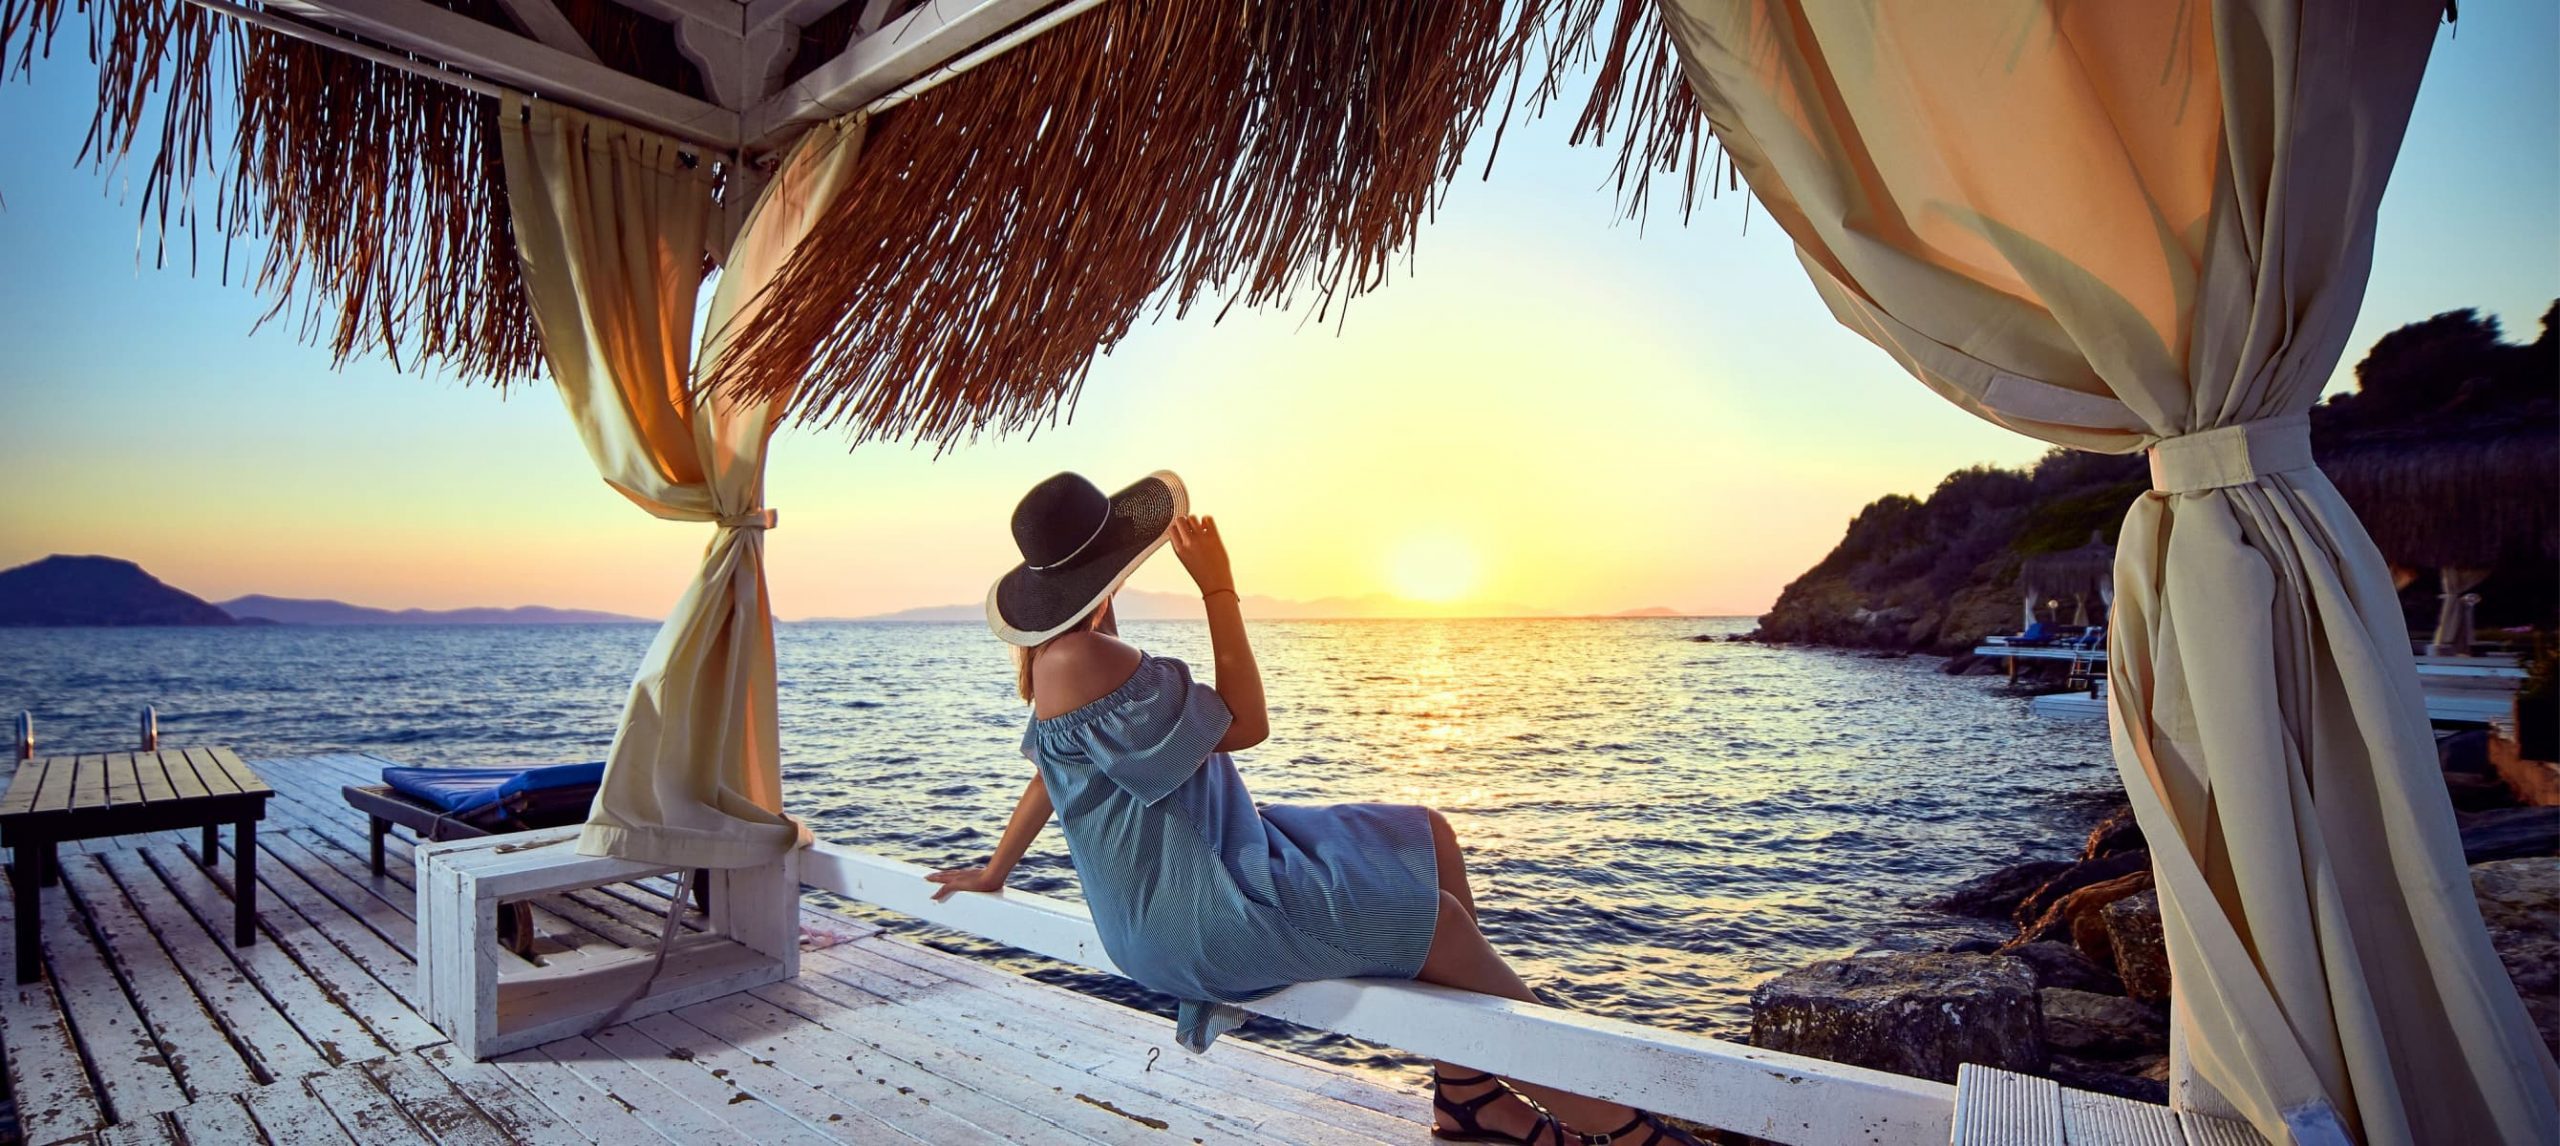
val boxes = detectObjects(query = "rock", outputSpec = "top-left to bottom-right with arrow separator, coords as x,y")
2011,850 -> 2151,930
2081,807 -> 2145,860
2040,988 -> 2167,1058
1853,916 -> 2012,957
1750,953 -> 2044,1083
2103,890 -> 2171,1004
2013,870 -> 2153,950
2048,1054 -> 2171,1105
2441,729 -> 2493,774
2459,807 -> 2560,862
1929,859 -> 2073,920
2471,857 -> 2560,1058
2008,940 -> 2124,995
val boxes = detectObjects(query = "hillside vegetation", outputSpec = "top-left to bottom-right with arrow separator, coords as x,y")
1751,303 -> 2560,653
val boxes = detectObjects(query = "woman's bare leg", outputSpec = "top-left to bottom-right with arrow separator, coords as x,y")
1419,892 -> 1638,1136
1425,809 -> 1476,919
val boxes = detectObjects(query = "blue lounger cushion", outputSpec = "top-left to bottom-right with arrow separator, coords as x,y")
381,761 -> 605,818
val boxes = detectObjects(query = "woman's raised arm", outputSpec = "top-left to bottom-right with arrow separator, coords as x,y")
925,772 -> 1053,900
1171,514 -> 1267,751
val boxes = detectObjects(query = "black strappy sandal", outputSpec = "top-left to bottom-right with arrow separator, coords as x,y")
1432,1071 -> 1562,1144
1558,1110 -> 1710,1146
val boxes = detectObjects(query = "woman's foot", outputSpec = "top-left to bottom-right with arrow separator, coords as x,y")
1550,1109 -> 1710,1145
1432,1070 -> 1555,1143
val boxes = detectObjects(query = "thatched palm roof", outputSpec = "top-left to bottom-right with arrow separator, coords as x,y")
2323,433 -> 2560,569
2021,534 -> 2114,600
0,0 -> 1707,444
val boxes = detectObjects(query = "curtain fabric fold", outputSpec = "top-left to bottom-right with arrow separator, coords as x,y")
1651,2 -> 2559,1142
499,98 -> 867,871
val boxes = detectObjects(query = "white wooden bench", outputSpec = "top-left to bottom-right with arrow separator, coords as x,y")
1951,1065 -> 2268,1146
415,826 -> 799,1058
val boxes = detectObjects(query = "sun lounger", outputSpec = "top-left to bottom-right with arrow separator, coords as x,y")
343,761 -> 706,952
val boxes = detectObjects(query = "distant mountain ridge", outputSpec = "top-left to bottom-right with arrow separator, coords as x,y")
818,589 -> 1696,623
220,595 -> 651,625
0,555 -> 237,627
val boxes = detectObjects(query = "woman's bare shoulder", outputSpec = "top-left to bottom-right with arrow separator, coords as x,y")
1031,632 -> 1144,719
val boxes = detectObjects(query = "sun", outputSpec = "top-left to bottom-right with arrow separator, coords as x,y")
1386,536 -> 1481,603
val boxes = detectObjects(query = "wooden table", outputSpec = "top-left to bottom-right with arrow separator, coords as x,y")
1,748 -> 274,982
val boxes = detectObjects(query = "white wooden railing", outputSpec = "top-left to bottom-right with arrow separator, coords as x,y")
799,841 -> 1957,1146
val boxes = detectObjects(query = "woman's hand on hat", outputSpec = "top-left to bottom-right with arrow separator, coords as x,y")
925,865 -> 1008,901
1170,514 -> 1234,598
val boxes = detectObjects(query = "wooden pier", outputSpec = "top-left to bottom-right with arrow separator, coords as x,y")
0,753 -> 1426,1145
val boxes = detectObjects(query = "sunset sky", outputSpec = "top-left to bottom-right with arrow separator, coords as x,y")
1,8 -> 2553,620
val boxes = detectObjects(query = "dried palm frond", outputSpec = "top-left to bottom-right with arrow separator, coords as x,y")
5,0 -> 1712,431
2325,433 -> 2560,568
708,0 -> 1717,446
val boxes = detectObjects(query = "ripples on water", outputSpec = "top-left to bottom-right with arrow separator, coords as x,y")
0,618 -> 2118,1071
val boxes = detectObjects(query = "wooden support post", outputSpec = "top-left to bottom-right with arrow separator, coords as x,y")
234,819 -> 258,947
12,832 -> 39,982
201,824 -> 219,867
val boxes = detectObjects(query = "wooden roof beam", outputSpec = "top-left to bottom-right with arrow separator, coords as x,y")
741,0 -> 1061,150
268,0 -> 741,146
488,0 -> 600,63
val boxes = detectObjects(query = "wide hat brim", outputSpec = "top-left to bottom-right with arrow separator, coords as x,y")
987,471 -> 1186,646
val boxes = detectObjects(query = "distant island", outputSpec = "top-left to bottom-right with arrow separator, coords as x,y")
0,555 -> 238,627
0,555 -> 651,627
220,595 -> 651,626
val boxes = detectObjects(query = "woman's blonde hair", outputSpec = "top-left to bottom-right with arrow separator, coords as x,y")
1013,603 -> 1104,702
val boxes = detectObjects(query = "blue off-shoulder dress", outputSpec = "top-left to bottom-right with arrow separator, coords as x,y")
1024,652 -> 1442,1050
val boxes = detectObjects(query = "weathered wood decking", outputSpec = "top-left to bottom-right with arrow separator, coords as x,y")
0,753 -> 1426,1145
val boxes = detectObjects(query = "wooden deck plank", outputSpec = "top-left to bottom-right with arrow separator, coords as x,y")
36,869 -> 193,1121
821,938 -> 1422,1139
133,756 -> 177,805
737,978 -> 1264,1146
0,846 -> 110,1143
176,751 -> 238,799
70,757 -> 108,812
364,1051 -> 516,1146
3,757 -> 55,817
579,1021 -> 842,1145
204,749 -> 274,797
486,1047 -> 682,1145
239,1071 -> 358,1145
2059,1086 -> 2187,1145
92,850 -> 333,1084
142,846 -> 403,1064
784,952 -> 1390,1145
531,1035 -> 759,1143
617,1007 -> 926,1144
416,1043 -> 593,1146
94,1114 -> 175,1146
103,757 -> 140,812
189,832 -> 443,1048
54,855 -> 263,1099
303,1061 -> 428,1142
251,831 -> 420,960
166,1094 -> 261,1146
159,755 -> 207,803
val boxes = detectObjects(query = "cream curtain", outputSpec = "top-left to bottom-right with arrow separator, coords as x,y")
1652,2 -> 2559,1142
2429,567 -> 2489,656
500,98 -> 867,871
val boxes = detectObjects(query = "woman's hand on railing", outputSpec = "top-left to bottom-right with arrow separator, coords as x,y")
925,865 -> 1008,901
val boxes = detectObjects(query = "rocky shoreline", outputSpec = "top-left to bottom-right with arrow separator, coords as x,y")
1742,729 -> 2560,1105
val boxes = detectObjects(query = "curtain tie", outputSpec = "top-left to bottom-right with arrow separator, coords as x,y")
2147,415 -> 2314,494
719,508 -> 778,530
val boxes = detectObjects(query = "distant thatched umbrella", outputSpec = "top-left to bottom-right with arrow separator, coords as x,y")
2021,534 -> 2116,602
2324,432 -> 2558,652
0,0 -> 1706,445
2323,433 -> 2560,569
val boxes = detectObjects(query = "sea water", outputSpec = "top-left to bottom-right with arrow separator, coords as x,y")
0,618 -> 2116,1068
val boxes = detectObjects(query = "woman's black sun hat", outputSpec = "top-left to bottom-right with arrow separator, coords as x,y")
987,471 -> 1186,646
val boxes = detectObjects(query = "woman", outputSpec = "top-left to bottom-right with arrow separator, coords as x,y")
926,471 -> 1705,1146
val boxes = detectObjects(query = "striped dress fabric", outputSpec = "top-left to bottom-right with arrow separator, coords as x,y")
1024,652 -> 1442,1050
